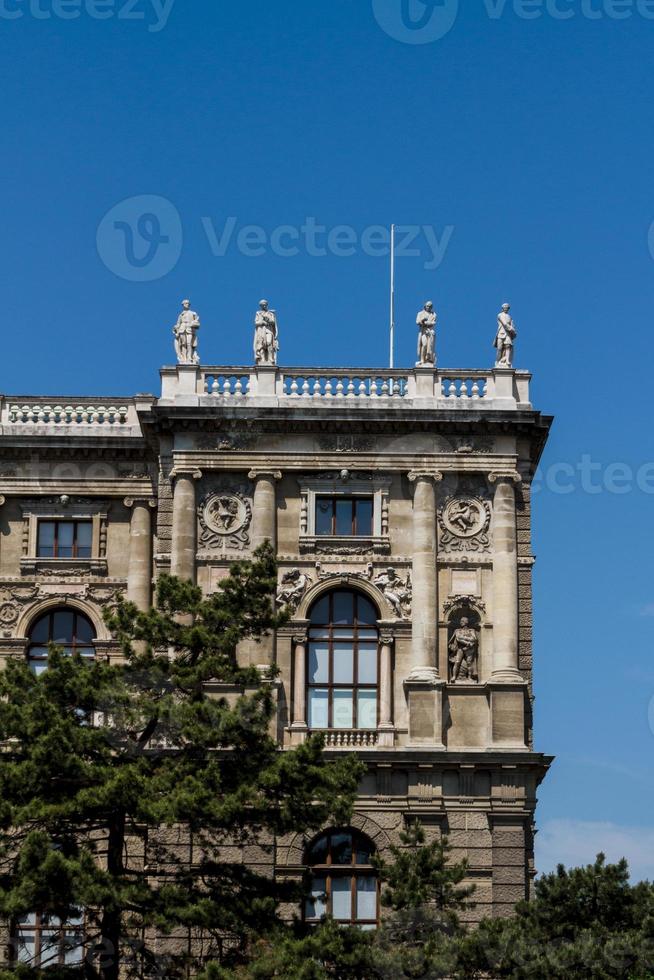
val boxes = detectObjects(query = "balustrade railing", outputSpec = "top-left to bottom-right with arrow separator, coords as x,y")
319,730 -> 379,747
202,372 -> 250,397
6,403 -> 131,425
281,370 -> 410,399
439,371 -> 489,400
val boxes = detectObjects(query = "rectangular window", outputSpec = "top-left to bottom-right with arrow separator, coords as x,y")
315,497 -> 373,537
37,521 -> 92,559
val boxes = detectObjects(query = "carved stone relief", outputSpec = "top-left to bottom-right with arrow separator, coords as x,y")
276,569 -> 313,613
372,567 -> 412,620
198,488 -> 252,552
438,495 -> 491,553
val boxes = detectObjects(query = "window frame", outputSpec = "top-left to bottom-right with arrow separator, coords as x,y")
304,829 -> 379,929
37,519 -> 93,559
297,476 -> 391,555
27,608 -> 96,673
307,590 -> 380,732
314,496 -> 374,538
13,911 -> 85,969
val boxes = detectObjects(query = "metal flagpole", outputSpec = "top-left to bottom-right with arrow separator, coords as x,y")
389,223 -> 395,369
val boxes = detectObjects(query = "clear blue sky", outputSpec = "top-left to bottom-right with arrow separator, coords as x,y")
2,0 -> 654,878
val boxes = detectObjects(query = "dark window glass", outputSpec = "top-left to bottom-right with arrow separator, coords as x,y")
14,912 -> 84,968
27,610 -> 96,672
37,521 -> 93,559
305,830 -> 378,929
306,591 -> 379,731
314,497 -> 373,537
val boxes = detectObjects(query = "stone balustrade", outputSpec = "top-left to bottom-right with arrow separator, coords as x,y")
319,730 -> 379,748
0,397 -> 145,433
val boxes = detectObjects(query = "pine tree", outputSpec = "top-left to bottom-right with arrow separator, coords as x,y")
0,545 -> 362,979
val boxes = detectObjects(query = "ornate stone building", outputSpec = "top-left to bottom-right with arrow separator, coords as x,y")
0,346 -> 552,941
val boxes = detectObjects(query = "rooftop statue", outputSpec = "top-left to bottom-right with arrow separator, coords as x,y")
254,299 -> 279,366
173,299 -> 200,365
494,303 -> 517,368
416,301 -> 436,366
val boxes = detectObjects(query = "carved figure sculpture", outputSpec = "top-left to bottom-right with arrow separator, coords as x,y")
276,568 -> 311,611
173,299 -> 200,365
494,303 -> 517,368
254,299 -> 279,365
373,567 -> 412,619
448,617 -> 479,682
416,301 -> 436,366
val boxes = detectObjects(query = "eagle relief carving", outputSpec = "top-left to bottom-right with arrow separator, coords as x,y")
198,489 -> 252,551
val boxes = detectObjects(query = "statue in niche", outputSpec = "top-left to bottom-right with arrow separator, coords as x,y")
173,299 -> 200,365
494,303 -> 517,368
254,299 -> 279,365
373,566 -> 412,619
448,616 -> 479,683
416,300 -> 436,366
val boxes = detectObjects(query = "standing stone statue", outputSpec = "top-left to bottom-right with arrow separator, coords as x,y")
494,303 -> 517,368
448,616 -> 479,683
254,299 -> 279,365
416,301 -> 437,366
173,299 -> 200,365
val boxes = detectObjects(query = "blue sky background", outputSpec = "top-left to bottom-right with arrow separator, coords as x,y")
2,0 -> 654,878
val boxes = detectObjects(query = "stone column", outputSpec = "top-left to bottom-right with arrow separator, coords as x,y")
290,626 -> 309,744
378,631 -> 394,747
170,468 -> 201,583
489,472 -> 523,683
248,470 -> 282,551
407,471 -> 442,680
124,498 -> 156,611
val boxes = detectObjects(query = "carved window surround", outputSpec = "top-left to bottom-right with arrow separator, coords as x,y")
298,475 -> 391,555
19,499 -> 108,576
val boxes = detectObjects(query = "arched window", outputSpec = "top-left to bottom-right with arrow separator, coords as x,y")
307,590 -> 379,731
305,829 -> 378,929
14,911 -> 84,967
27,609 -> 96,675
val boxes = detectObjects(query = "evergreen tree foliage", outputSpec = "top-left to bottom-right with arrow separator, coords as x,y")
0,545 -> 362,979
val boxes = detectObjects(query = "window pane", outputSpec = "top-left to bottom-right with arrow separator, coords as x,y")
308,835 -> 329,865
357,691 -> 377,730
331,878 -> 352,921
37,523 -> 55,557
335,499 -> 353,535
356,597 -> 377,626
331,833 -> 353,865
78,648 -> 95,661
333,592 -> 354,625
31,661 -> 49,677
332,646 -> 353,684
357,877 -> 377,921
74,616 -> 94,644
39,931 -> 59,967
63,932 -> 84,965
358,629 -> 378,641
308,689 -> 329,729
305,877 -> 327,919
76,522 -> 92,558
315,499 -> 333,536
16,932 -> 35,964
30,616 -> 49,643
358,645 -> 378,684
356,838 -> 374,864
308,644 -> 329,684
333,690 -> 354,729
58,522 -> 74,558
331,628 -> 354,640
52,611 -> 74,644
310,596 -> 329,624
355,499 -> 373,536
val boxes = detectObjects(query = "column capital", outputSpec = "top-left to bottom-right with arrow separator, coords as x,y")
407,470 -> 444,485
488,470 -> 522,486
124,497 -> 157,509
377,621 -> 396,645
170,467 -> 203,482
248,469 -> 282,482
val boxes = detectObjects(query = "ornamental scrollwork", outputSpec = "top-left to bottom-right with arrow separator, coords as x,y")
198,489 -> 252,552
438,495 -> 491,553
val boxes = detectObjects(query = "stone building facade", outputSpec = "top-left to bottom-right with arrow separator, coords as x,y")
0,357 -> 552,935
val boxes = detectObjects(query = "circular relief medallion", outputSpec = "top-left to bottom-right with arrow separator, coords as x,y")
442,497 -> 489,539
204,494 -> 249,536
0,602 -> 18,627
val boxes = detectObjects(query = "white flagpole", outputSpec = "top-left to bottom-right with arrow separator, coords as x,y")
389,223 -> 395,369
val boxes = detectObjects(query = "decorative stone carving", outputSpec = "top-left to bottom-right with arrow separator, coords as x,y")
276,569 -> 312,612
173,299 -> 200,365
373,567 -> 412,620
494,303 -> 517,368
198,490 -> 252,551
448,616 -> 480,683
439,495 -> 491,553
453,437 -> 493,455
315,562 -> 373,583
254,299 -> 279,365
0,602 -> 19,629
317,435 -> 375,453
443,594 -> 486,616
416,301 -> 436,366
